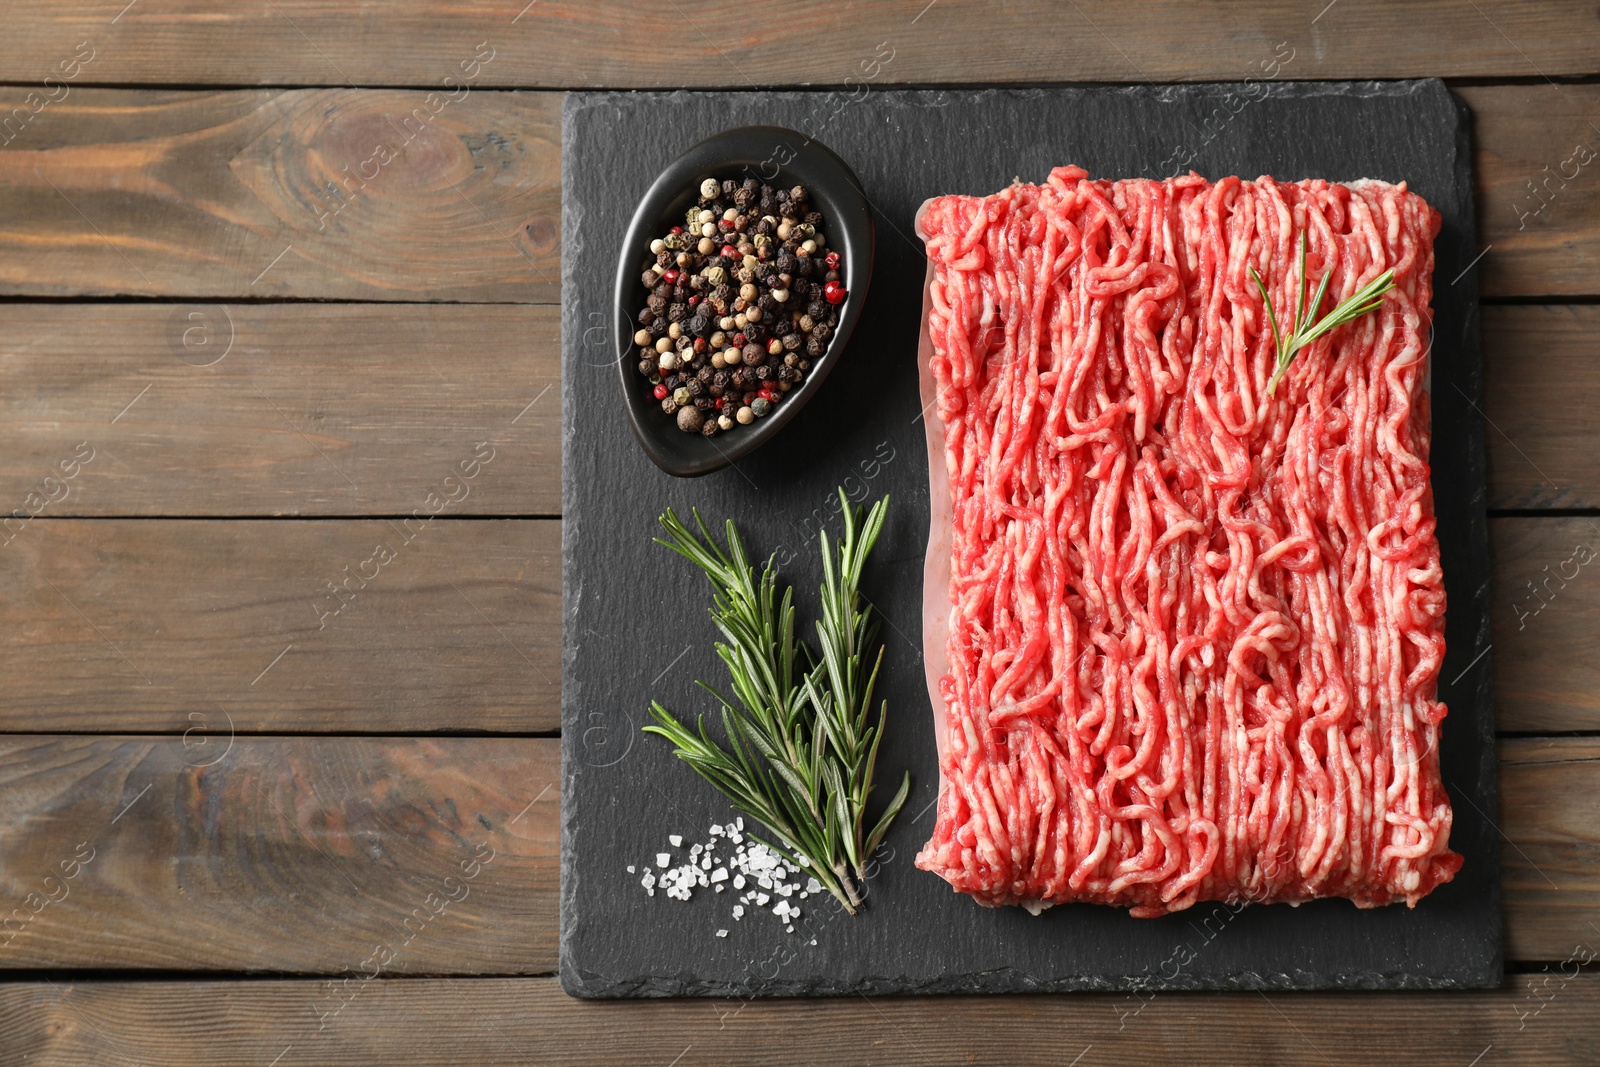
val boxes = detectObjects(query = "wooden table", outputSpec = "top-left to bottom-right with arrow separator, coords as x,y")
0,3 -> 1595,1063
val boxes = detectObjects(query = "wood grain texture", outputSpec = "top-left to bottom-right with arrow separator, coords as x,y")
0,89 -> 558,301
0,516 -> 1581,734
0,303 -> 1578,515
1490,518 -> 1600,733
0,735 -> 1587,972
0,737 -> 557,973
1461,84 -> 1600,298
1,974 -> 1597,1066
0,303 -> 560,516
1482,306 -> 1600,509
0,520 -> 559,733
0,86 -> 1589,302
5,2 -> 1600,85
1501,738 -> 1600,965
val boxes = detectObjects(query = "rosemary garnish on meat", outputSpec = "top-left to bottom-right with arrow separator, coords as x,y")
643,491 -> 910,915
1251,231 -> 1396,395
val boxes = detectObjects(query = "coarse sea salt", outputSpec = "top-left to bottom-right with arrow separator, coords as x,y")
633,821 -> 819,936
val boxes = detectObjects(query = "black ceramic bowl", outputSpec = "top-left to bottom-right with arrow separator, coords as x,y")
614,126 -> 874,477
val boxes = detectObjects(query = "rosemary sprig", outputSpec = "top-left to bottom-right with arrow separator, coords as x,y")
642,490 -> 910,915
1250,231 -> 1396,396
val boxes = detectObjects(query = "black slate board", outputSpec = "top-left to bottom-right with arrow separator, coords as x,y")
561,82 -> 1498,997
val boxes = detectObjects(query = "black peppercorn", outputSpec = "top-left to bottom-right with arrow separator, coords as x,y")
757,294 -> 776,313
733,187 -> 753,207
665,373 -> 683,390
661,396 -> 678,415
667,302 -> 688,323
777,365 -> 797,383
804,211 -> 823,227
713,284 -> 731,302
743,323 -> 765,344
807,300 -> 827,320
638,359 -> 655,377
812,323 -> 832,342
687,315 -> 708,336
700,418 -> 719,437
712,369 -> 731,390
687,378 -> 706,397
782,332 -> 802,352
789,185 -> 806,202
648,295 -> 668,316
722,179 -> 737,197
647,318 -> 666,338
776,252 -> 797,274
798,360 -> 811,371
696,365 -> 714,382
671,285 -> 688,302
694,395 -> 714,411
638,308 -> 656,326
754,217 -> 773,236
805,336 -> 824,358
640,269 -> 658,288
755,365 -> 772,381
730,368 -> 748,388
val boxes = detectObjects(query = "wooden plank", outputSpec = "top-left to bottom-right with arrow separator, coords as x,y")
6,2 -> 1600,86
0,89 -> 558,301
1,974 -> 1597,1066
0,302 -> 1580,515
1501,738 -> 1600,965
0,85 -> 1589,302
0,735 -> 1588,973
0,515 -> 1586,734
1482,306 -> 1600,509
0,303 -> 560,516
1489,517 -> 1600,733
1461,85 -> 1600,299
0,520 -> 559,733
0,737 -> 557,973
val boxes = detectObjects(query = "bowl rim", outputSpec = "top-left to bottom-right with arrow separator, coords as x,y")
612,124 -> 875,478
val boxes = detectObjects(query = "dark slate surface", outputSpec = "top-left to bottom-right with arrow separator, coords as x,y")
560,82 -> 1498,997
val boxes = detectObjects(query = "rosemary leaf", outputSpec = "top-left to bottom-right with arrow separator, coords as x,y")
641,490 -> 907,915
1251,231 -> 1396,396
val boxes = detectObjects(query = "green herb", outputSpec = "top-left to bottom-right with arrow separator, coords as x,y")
643,490 -> 910,915
1251,231 -> 1396,396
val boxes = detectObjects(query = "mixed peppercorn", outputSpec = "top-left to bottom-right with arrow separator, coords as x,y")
632,176 -> 847,437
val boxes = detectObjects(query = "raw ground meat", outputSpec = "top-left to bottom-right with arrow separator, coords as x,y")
914,166 -> 1462,917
